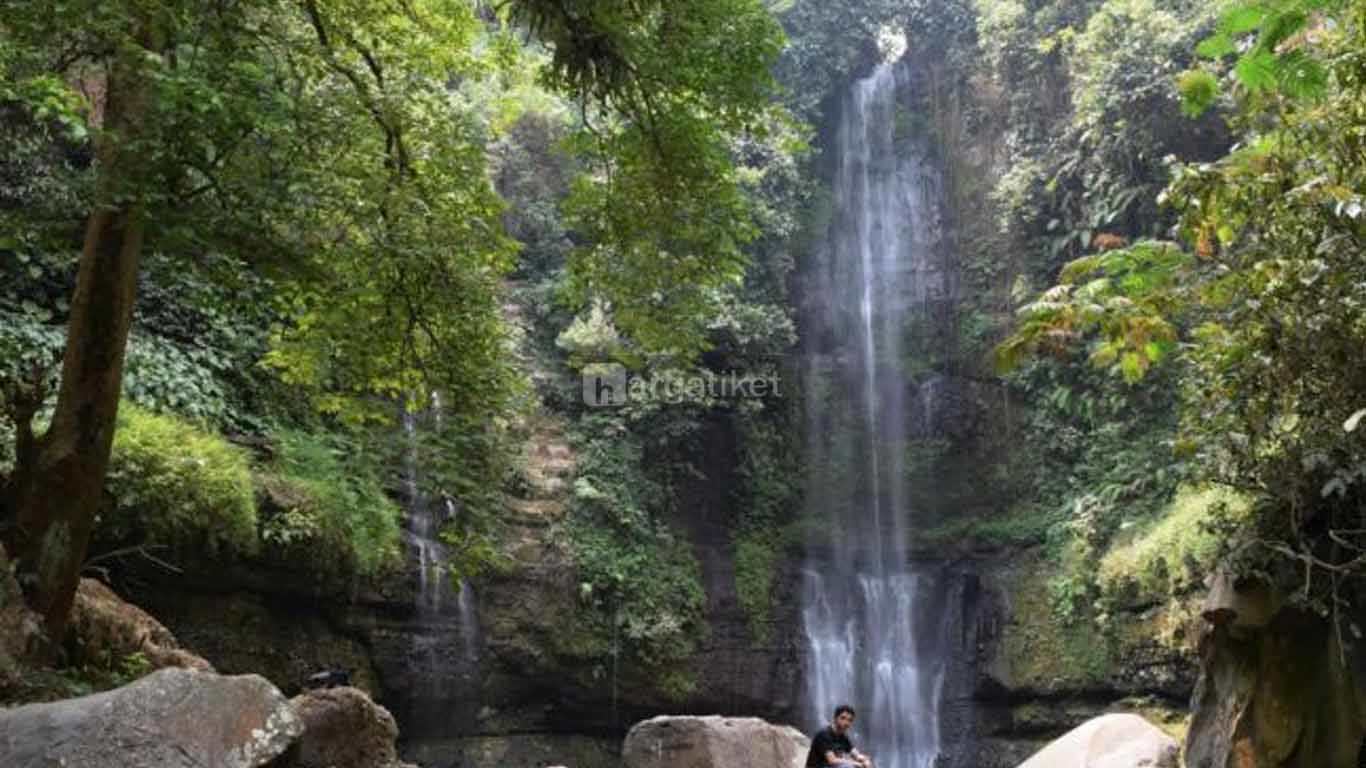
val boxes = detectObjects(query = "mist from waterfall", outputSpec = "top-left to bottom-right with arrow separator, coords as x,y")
800,61 -> 949,768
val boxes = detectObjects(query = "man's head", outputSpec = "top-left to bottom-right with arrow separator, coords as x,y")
832,704 -> 855,734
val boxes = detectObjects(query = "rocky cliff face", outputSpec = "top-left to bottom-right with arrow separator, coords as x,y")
954,549 -> 1197,768
1185,580 -> 1366,768
110,413 -> 807,768
469,414 -> 808,763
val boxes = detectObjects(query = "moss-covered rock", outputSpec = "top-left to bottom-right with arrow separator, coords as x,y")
102,404 -> 258,558
983,550 -> 1195,698
1099,485 -> 1251,605
965,545 -> 1199,768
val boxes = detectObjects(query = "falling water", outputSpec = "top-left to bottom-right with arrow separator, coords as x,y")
399,398 -> 481,729
801,61 -> 950,768
403,407 -> 451,615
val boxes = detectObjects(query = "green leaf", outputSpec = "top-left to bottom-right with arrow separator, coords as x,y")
1234,51 -> 1278,92
1196,34 -> 1236,59
1221,5 -> 1268,36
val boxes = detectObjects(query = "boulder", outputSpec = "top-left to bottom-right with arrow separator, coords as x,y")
271,685 -> 414,768
1185,606 -> 1366,768
0,667 -> 301,768
69,577 -> 212,672
1014,713 -> 1179,768
623,715 -> 809,768
0,544 -> 46,694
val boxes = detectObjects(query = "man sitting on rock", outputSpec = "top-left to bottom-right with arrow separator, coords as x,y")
806,704 -> 873,768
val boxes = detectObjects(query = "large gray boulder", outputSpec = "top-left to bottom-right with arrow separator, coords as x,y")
623,715 -> 809,768
0,667 -> 301,768
1015,713 -> 1179,768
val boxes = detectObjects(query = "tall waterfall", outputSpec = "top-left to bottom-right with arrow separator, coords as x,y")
801,61 -> 950,768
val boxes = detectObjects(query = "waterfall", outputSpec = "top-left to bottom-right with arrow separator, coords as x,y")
800,61 -> 950,768
398,398 -> 482,742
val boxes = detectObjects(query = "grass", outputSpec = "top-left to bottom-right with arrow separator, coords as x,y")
102,403 -> 258,557
256,428 -> 402,577
1098,484 -> 1251,601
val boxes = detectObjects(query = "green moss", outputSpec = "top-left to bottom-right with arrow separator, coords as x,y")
731,415 -> 800,646
1115,695 -> 1190,743
103,403 -> 258,557
256,428 -> 402,576
734,525 -> 789,644
563,426 -> 706,692
998,555 -> 1114,690
1099,484 -> 1251,601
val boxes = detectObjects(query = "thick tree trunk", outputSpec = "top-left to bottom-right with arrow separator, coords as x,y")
3,25 -> 155,641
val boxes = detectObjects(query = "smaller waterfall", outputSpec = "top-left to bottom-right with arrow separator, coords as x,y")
403,408 -> 454,615
398,398 -> 482,736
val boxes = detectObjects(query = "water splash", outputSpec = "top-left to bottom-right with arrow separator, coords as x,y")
800,62 -> 949,768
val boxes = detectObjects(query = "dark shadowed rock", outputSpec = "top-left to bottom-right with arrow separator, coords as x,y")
0,667 -> 300,768
69,577 -> 212,672
0,544 -> 46,695
271,685 -> 415,768
622,715 -> 809,768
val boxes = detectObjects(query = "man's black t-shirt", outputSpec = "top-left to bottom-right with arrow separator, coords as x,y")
805,726 -> 854,767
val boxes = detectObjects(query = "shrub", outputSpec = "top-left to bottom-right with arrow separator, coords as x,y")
565,424 -> 707,690
102,403 -> 258,557
1099,484 -> 1251,600
257,429 -> 401,576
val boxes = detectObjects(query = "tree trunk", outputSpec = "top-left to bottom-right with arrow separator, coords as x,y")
3,23 -> 156,641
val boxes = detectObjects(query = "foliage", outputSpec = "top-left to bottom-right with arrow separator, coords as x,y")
1179,0 -> 1347,114
22,651 -> 154,703
401,400 -> 520,579
566,417 -> 706,688
101,404 -> 257,558
996,241 -> 1188,382
1099,485 -> 1252,600
731,414 -> 801,643
492,109 -> 576,281
1003,0 -> 1366,617
973,0 -> 1228,284
257,428 -> 402,577
774,0 -> 904,118
529,0 -> 791,358
254,1 -> 520,426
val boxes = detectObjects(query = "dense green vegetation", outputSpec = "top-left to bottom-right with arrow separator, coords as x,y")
2,0 -> 1365,736
1001,0 -> 1366,626
0,0 -> 790,640
101,404 -> 258,559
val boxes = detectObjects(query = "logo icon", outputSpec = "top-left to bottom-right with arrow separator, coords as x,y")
583,363 -> 628,407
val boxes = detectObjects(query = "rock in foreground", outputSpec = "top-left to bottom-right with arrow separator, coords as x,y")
1015,713 -> 1178,768
623,715 -> 809,768
270,685 -> 415,768
0,667 -> 301,768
